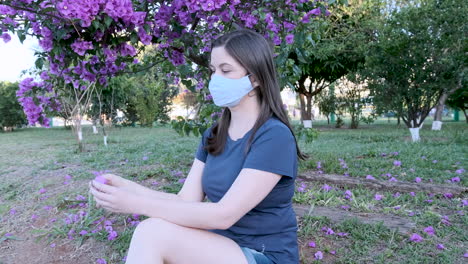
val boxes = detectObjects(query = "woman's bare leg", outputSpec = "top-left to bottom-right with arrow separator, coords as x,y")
125,218 -> 249,264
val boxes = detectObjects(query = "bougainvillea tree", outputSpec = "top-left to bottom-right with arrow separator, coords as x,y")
1,0 -> 334,149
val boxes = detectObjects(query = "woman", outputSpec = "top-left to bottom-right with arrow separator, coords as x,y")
90,29 -> 307,264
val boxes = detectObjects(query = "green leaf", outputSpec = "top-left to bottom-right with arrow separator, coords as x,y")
295,48 -> 308,64
92,20 -> 100,31
35,58 -> 44,70
130,32 -> 138,44
104,16 -> 113,27
17,30 -> 26,43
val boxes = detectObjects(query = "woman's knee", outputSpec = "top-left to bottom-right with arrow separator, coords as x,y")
133,217 -> 171,236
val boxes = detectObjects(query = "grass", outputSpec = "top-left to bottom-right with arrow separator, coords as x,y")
0,117 -> 466,264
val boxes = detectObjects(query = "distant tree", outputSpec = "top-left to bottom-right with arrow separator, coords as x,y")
0,82 -> 27,130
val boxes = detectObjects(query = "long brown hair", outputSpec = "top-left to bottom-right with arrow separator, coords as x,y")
206,29 -> 307,161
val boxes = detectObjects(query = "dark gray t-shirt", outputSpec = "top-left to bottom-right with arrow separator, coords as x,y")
195,117 -> 299,264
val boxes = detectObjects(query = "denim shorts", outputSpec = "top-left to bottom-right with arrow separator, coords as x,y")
240,246 -> 274,264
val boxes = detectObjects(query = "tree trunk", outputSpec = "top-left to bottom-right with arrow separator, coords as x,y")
432,94 -> 447,130
463,109 -> 468,123
433,88 -> 459,130
92,118 -> 99,134
73,115 -> 84,152
299,93 -> 313,128
299,94 -> 307,122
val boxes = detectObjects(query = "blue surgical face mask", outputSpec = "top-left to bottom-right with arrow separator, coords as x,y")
208,74 -> 254,108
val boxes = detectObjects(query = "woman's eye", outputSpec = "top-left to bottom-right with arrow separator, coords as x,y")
222,70 -> 230,73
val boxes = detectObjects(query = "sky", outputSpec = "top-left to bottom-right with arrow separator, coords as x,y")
0,33 -> 38,82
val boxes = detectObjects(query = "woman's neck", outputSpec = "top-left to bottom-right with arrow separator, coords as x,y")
229,96 -> 261,132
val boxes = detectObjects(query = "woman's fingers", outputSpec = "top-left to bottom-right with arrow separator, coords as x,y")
90,184 -> 114,202
92,180 -> 117,194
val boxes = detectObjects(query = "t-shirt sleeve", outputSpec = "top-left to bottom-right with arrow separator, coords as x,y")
242,125 -> 297,178
195,127 -> 211,163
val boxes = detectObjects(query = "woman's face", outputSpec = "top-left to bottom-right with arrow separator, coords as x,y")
209,46 -> 248,79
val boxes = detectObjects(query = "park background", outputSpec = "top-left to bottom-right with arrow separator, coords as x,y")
0,0 -> 466,263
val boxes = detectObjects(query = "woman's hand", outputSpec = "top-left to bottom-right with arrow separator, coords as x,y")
89,174 -> 146,214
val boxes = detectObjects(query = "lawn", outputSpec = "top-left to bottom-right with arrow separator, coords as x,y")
0,118 -> 466,264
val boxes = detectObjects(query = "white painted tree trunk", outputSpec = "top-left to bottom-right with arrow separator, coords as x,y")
92,125 -> 98,134
104,135 -> 108,146
431,121 -> 442,131
303,120 -> 312,128
409,128 -> 420,142
78,129 -> 83,141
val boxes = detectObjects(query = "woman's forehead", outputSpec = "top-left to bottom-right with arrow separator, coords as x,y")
210,46 -> 238,67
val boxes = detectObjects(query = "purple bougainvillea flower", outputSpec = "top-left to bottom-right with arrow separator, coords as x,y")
94,175 -> 108,184
337,232 -> 348,237
39,188 -> 47,194
423,226 -> 435,236
50,243 -> 56,248
455,169 -> 465,174
415,177 -> 422,183
308,241 -> 316,248
374,194 -> 384,201
393,192 -> 401,198
425,199 -> 433,203
366,175 -> 375,180
96,259 -> 107,264
322,184 -> 332,192
316,161 -> 322,169
4,233 -> 13,237
437,244 -> 445,250
408,211 -> 415,216
10,209 -> 17,215
315,251 -> 323,260
394,206 -> 401,210
451,177 -> 460,182
31,214 -> 39,220
341,205 -> 350,210
297,182 -> 307,193
393,160 -> 402,167
409,233 -> 423,242
441,216 -> 451,226
464,252 -> 468,258
432,160 -> 438,163
178,178 -> 186,183
108,230 -> 118,241
142,156 -> 148,161
462,200 -> 468,207
324,227 -> 334,235
410,192 -> 416,197
443,193 -> 453,199
79,230 -> 88,236
389,177 -> 397,182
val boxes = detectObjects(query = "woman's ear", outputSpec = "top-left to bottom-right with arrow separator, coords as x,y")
249,75 -> 260,88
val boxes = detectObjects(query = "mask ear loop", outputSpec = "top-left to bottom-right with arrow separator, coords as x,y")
247,73 -> 258,97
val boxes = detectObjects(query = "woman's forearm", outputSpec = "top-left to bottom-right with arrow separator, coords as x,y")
139,185 -> 181,201
138,196 -> 228,230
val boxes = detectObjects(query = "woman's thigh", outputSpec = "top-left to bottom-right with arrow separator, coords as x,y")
127,218 -> 249,264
